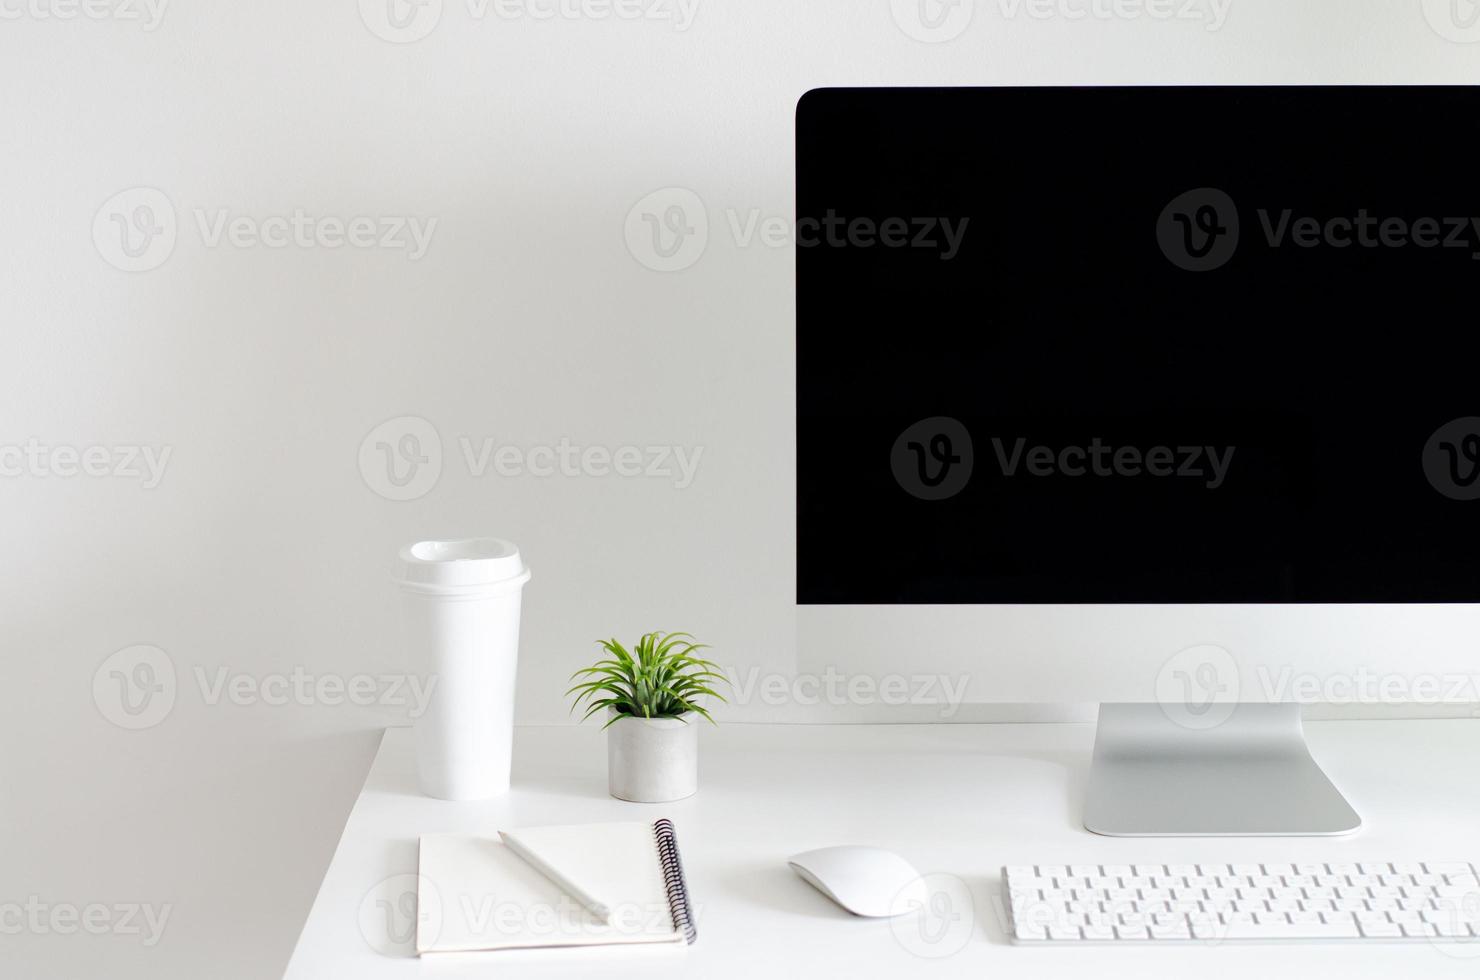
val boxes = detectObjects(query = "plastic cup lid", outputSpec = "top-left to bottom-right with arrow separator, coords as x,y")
392,537 -> 531,595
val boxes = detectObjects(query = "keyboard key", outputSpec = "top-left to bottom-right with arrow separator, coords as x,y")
1150,922 -> 1192,940
1004,861 -> 1473,943
1202,919 -> 1362,940
1433,920 -> 1474,938
1359,921 -> 1403,938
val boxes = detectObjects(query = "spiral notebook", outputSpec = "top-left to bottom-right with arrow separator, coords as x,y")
416,820 -> 696,954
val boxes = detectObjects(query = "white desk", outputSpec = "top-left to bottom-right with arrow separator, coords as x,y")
285,721 -> 1480,978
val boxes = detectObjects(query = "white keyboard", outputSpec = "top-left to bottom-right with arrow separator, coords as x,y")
1004,861 -> 1480,943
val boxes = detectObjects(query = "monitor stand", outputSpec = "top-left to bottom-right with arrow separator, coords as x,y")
1083,703 -> 1362,837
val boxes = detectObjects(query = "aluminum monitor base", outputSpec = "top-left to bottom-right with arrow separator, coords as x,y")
1083,703 -> 1362,837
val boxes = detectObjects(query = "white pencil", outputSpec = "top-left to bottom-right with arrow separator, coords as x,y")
498,831 -> 613,925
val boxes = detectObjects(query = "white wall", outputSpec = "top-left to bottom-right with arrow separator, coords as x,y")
3,1 -> 1479,976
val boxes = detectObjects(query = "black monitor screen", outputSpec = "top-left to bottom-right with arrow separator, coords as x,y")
796,87 -> 1480,604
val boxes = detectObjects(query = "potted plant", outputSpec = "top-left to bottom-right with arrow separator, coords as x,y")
567,631 -> 728,803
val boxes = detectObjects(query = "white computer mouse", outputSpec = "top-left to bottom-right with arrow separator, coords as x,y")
787,845 -> 929,917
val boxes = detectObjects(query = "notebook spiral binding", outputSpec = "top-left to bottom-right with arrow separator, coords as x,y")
652,818 -> 697,945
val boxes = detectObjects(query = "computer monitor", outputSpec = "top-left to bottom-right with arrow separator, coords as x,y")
795,87 -> 1480,836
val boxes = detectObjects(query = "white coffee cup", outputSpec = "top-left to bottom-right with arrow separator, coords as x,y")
392,537 -> 531,800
